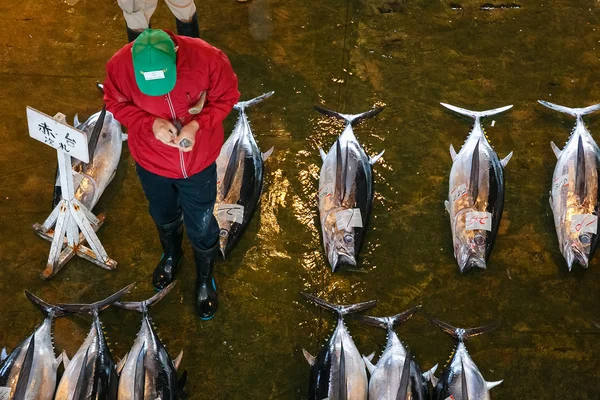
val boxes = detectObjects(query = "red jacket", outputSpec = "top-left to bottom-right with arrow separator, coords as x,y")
103,31 -> 240,179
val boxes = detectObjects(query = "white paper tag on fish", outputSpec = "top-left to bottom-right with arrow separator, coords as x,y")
0,387 -> 11,400
570,214 -> 598,234
335,208 -> 363,230
466,211 -> 492,231
217,204 -> 244,224
450,184 -> 467,202
552,174 -> 569,197
318,183 -> 333,202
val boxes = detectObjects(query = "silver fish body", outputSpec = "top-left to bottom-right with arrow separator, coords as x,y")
540,101 -> 600,270
214,92 -> 274,258
316,107 -> 384,272
302,293 -> 376,400
443,103 -> 513,273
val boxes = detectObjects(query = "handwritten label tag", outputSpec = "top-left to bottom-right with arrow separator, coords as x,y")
552,174 -> 569,197
217,204 -> 244,224
0,387 -> 11,400
335,208 -> 363,230
571,214 -> 598,234
142,70 -> 165,80
466,211 -> 492,231
318,183 -> 333,202
450,184 -> 467,202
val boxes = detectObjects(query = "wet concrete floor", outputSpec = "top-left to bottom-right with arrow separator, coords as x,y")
1,0 -> 600,398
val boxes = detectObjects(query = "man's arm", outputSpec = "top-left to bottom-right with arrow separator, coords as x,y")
192,49 -> 240,133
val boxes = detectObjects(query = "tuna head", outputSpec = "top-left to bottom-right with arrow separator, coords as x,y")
561,232 -> 592,271
453,210 -> 488,273
324,221 -> 357,272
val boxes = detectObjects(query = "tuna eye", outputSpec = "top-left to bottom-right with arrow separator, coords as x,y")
220,229 -> 229,238
579,234 -> 591,245
474,234 -> 486,246
343,234 -> 353,244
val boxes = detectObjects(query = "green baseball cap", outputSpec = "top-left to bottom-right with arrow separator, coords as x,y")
132,29 -> 177,96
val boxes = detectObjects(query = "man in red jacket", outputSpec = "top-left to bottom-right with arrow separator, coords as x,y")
104,29 -> 240,320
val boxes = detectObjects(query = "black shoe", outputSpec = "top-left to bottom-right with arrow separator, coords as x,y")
176,12 -> 200,38
127,26 -> 144,43
193,243 -> 218,320
152,216 -> 184,290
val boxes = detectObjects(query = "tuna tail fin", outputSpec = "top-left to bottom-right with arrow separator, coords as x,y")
314,105 -> 385,127
575,135 -> 587,202
426,314 -> 499,342
57,282 -> 135,314
115,281 -> 177,313
301,292 -> 377,318
353,305 -> 421,331
440,103 -> 513,120
234,91 -> 274,110
537,100 -> 600,118
24,290 -> 71,318
396,350 -> 412,400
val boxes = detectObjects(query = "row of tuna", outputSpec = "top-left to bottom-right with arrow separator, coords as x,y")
0,283 -> 184,399
320,100 -> 600,273
301,293 -> 502,400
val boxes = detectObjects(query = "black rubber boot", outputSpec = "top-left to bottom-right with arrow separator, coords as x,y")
127,26 -> 144,43
175,12 -> 200,38
152,216 -> 184,290
193,243 -> 218,320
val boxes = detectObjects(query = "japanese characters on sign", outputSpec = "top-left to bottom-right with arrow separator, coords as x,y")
26,107 -> 89,163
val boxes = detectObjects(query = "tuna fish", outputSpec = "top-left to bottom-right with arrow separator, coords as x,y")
52,107 -> 125,211
428,316 -> 502,400
355,306 -> 437,400
115,282 -> 185,400
539,101 -> 600,270
442,103 -> 513,273
0,292 -> 71,400
301,292 -> 377,400
315,106 -> 385,272
214,92 -> 274,258
53,283 -> 135,400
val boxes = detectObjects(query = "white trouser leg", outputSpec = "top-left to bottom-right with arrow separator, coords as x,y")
117,0 -> 159,31
164,0 -> 197,22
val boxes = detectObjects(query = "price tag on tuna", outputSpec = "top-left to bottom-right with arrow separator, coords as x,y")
466,211 -> 492,231
335,208 -> 363,230
0,387 -> 10,400
552,174 -> 569,196
318,183 -> 333,202
571,214 -> 598,234
27,106 -> 89,163
217,204 -> 244,224
450,184 -> 467,202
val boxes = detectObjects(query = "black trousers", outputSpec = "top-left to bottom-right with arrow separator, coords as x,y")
136,163 -> 219,250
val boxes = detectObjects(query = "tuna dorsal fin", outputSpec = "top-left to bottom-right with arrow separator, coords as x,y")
450,144 -> 457,161
461,359 -> 470,400
15,333 -> 35,399
60,350 -> 70,369
501,151 -> 513,168
335,139 -> 345,204
222,138 -> 241,199
302,349 -> 315,366
262,146 -> 274,161
575,135 -> 587,203
550,141 -> 562,159
319,147 -> 327,161
362,354 -> 375,375
486,379 -> 503,390
72,347 -> 91,400
396,350 -> 411,400
339,340 -> 347,400
174,350 -> 183,370
469,139 -> 480,204
116,352 -> 128,375
133,343 -> 146,400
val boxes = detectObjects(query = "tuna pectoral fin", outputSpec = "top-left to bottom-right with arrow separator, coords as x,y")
116,352 -> 128,375
58,282 -> 135,314
362,355 -> 375,375
396,350 -> 411,400
301,293 -> 377,317
422,364 -> 438,382
430,374 -> 438,387
174,350 -> 184,370
469,139 -> 480,204
575,135 -> 587,202
59,350 -> 70,369
369,150 -> 385,165
15,333 -> 35,399
486,379 -> 503,390
262,146 -> 275,161
500,151 -> 513,168
319,147 -> 327,161
339,340 -> 347,399
115,281 -> 176,313
550,141 -> 561,159
302,349 -> 316,366
449,144 -> 457,161
178,370 -> 188,393
461,360 -> 470,400
426,314 -> 500,341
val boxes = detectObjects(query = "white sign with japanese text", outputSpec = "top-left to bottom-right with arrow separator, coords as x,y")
27,107 -> 89,163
